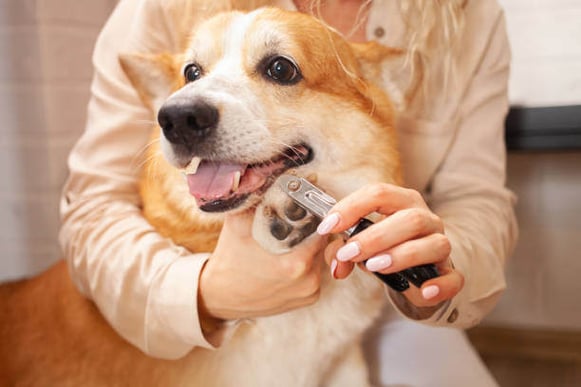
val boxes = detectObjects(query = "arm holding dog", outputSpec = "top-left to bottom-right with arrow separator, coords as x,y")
60,0 -> 328,359
199,213 -> 326,322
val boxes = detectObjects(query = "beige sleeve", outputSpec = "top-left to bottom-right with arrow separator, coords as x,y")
388,8 -> 518,328
59,0 -> 219,359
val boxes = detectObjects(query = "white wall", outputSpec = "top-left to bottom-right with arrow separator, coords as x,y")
0,0 -> 117,280
498,0 -> 581,107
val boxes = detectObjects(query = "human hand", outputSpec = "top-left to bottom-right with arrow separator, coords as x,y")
318,183 -> 464,308
198,210 -> 326,323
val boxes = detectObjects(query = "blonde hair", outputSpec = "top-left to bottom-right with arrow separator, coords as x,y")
398,0 -> 466,96
302,1 -> 466,103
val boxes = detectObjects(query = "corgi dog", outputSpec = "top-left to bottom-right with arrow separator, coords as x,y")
0,7 -> 407,387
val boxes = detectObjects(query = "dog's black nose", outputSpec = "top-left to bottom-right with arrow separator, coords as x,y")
157,100 -> 219,146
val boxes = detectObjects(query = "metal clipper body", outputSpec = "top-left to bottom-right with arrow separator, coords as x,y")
278,175 -> 439,292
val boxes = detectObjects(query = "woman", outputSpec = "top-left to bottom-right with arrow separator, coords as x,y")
60,0 -> 517,384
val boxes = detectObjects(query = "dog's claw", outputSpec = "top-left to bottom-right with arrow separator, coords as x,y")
255,195 -> 320,253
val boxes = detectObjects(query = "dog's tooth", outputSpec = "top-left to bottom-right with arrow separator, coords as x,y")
232,171 -> 241,192
184,157 -> 202,175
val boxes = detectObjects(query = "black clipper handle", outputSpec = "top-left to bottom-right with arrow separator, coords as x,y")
349,219 -> 439,292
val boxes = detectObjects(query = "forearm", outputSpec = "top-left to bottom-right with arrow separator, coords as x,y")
60,188 -> 218,357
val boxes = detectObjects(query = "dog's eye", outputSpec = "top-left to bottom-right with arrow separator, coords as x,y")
184,63 -> 202,83
265,57 -> 301,85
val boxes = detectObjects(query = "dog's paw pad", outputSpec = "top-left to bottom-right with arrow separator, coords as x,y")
288,217 -> 319,247
284,201 -> 307,221
270,213 -> 294,241
267,200 -> 320,248
253,190 -> 321,254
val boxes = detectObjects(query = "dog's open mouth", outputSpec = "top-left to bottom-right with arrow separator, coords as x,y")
183,144 -> 313,212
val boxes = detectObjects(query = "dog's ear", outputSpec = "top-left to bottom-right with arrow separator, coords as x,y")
119,53 -> 182,112
351,42 -> 420,110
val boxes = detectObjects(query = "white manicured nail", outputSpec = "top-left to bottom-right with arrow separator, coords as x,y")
317,212 -> 340,235
336,242 -> 360,262
330,259 -> 338,279
365,254 -> 392,272
422,285 -> 440,300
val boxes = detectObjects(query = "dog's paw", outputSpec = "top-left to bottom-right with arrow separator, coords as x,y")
252,187 -> 320,254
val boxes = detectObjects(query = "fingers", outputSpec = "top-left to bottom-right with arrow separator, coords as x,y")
324,234 -> 462,307
207,210 -> 328,320
315,183 -> 465,309
366,233 -> 451,273
324,238 -> 354,280
334,208 -> 445,264
317,184 -> 427,236
332,260 -> 355,280
403,266 -> 464,307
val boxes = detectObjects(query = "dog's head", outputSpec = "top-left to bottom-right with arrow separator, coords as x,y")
121,7 -> 402,219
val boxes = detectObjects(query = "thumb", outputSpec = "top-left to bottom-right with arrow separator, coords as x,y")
324,238 -> 354,279
323,238 -> 344,266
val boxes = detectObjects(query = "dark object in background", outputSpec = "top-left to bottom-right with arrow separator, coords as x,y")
505,105 -> 581,151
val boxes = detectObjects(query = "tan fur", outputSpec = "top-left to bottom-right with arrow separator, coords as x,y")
140,139 -> 223,253
0,8 -> 404,386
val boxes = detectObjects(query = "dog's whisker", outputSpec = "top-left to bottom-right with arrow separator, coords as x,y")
136,139 -> 159,168
132,137 -> 162,173
267,140 -> 310,168
145,157 -> 164,185
133,119 -> 157,126
135,152 -> 161,175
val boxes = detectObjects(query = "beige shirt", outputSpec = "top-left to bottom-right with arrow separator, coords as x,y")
60,0 -> 518,359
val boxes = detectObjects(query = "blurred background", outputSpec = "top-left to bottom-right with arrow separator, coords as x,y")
0,0 -> 580,385
0,0 -> 118,279
466,1 -> 581,385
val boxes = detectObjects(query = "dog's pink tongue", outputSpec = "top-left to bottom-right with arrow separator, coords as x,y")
187,162 -> 246,202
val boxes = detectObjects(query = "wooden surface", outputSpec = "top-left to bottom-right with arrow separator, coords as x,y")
468,326 -> 581,387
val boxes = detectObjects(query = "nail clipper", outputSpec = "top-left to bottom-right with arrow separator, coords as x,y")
278,175 -> 439,292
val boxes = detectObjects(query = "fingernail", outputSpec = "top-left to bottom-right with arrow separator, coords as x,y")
330,259 -> 338,279
317,212 -> 340,235
422,285 -> 440,300
336,242 -> 360,262
365,254 -> 392,272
